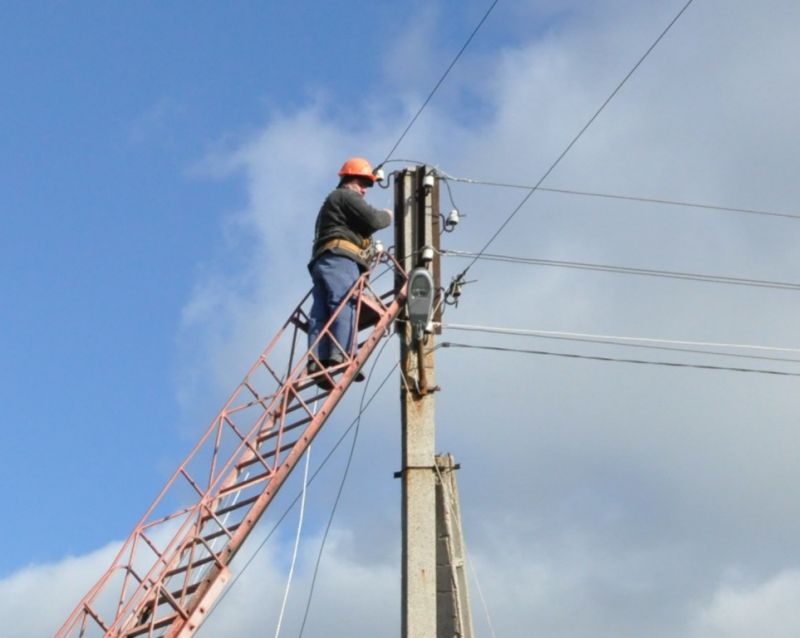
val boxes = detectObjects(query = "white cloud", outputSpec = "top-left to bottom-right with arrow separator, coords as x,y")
691,569 -> 800,638
197,527 -> 399,638
0,526 -> 398,638
0,542 -> 120,638
28,1 -> 800,636
176,1 -> 800,634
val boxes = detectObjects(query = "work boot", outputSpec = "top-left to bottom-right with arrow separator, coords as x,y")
306,360 -> 320,376
306,359 -> 334,390
323,356 -> 365,383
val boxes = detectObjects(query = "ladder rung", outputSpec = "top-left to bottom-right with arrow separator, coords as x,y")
124,611 -> 180,637
197,522 -> 242,544
237,439 -> 298,473
256,414 -> 312,445
218,470 -> 272,498
282,398 -> 316,417
55,268 -> 407,638
213,493 -> 259,518
164,554 -> 216,579
158,581 -> 201,607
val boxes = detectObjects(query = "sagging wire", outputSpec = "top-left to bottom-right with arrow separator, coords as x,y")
468,556 -> 498,638
376,171 -> 395,190
451,0 -> 697,282
440,248 -> 800,292
297,337 -> 395,637
440,342 -> 800,378
376,159 -> 432,189
378,0 -> 499,166
273,443 -> 311,638
374,161 -> 465,235
202,350 -> 402,627
439,175 -> 800,223
440,322 -> 800,364
388,162 -> 800,231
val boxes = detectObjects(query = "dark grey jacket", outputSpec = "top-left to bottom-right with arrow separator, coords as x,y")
310,187 -> 391,270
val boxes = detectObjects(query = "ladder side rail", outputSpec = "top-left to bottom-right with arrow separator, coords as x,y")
55,260 -> 405,638
155,267 -> 409,636
96,301 -> 326,634
117,269 -> 407,636
144,271 -> 407,635
97,398 -> 280,636
106,391 -> 288,634
55,308 -> 305,638
121,276 -> 406,638
56,294 -> 316,636
158,277 -> 409,638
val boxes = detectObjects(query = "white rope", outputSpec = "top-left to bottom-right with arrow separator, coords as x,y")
468,557 -> 497,638
273,444 -> 311,638
432,461 -> 497,638
442,322 -> 800,355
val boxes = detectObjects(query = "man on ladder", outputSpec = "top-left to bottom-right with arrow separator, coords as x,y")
307,157 -> 392,387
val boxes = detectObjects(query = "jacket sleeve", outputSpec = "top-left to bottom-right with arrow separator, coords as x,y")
341,190 -> 392,234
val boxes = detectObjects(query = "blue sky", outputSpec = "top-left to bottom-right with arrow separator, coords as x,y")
1,1 -> 516,570
4,2 -> 800,637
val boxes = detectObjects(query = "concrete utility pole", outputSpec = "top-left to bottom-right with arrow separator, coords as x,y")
395,165 -> 441,638
395,166 -> 474,637
395,167 -> 474,638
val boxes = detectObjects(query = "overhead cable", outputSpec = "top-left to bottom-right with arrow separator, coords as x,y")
297,338 -> 394,637
468,558 -> 498,638
455,0 -> 696,280
380,0 -> 499,166
205,355 -> 401,625
440,175 -> 800,222
442,322 -> 800,363
441,249 -> 800,292
440,342 -> 800,378
273,445 -> 310,638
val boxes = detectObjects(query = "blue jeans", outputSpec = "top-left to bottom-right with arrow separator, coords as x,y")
308,253 -> 360,362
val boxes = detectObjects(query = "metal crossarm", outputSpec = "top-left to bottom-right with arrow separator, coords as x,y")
55,255 -> 407,638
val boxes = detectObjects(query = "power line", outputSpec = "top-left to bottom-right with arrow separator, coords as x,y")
379,1 -> 499,166
441,248 -> 800,292
440,342 -> 800,378
204,355 -> 401,624
456,0 -> 696,280
273,445 -> 309,638
298,338 -> 393,637
441,322 -> 800,363
440,175 -> 800,222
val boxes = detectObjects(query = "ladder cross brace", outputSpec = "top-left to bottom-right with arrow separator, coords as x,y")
55,256 -> 407,638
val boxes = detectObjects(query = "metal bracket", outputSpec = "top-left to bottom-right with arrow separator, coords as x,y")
393,462 -> 461,479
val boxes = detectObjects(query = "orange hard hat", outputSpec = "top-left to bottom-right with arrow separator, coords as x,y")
338,157 -> 377,184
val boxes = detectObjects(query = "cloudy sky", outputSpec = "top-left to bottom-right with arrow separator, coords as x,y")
3,1 -> 800,636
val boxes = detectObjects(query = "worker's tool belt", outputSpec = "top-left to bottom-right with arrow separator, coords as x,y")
316,238 -> 368,259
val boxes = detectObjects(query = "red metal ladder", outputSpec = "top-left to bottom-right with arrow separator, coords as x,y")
55,255 -> 408,638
